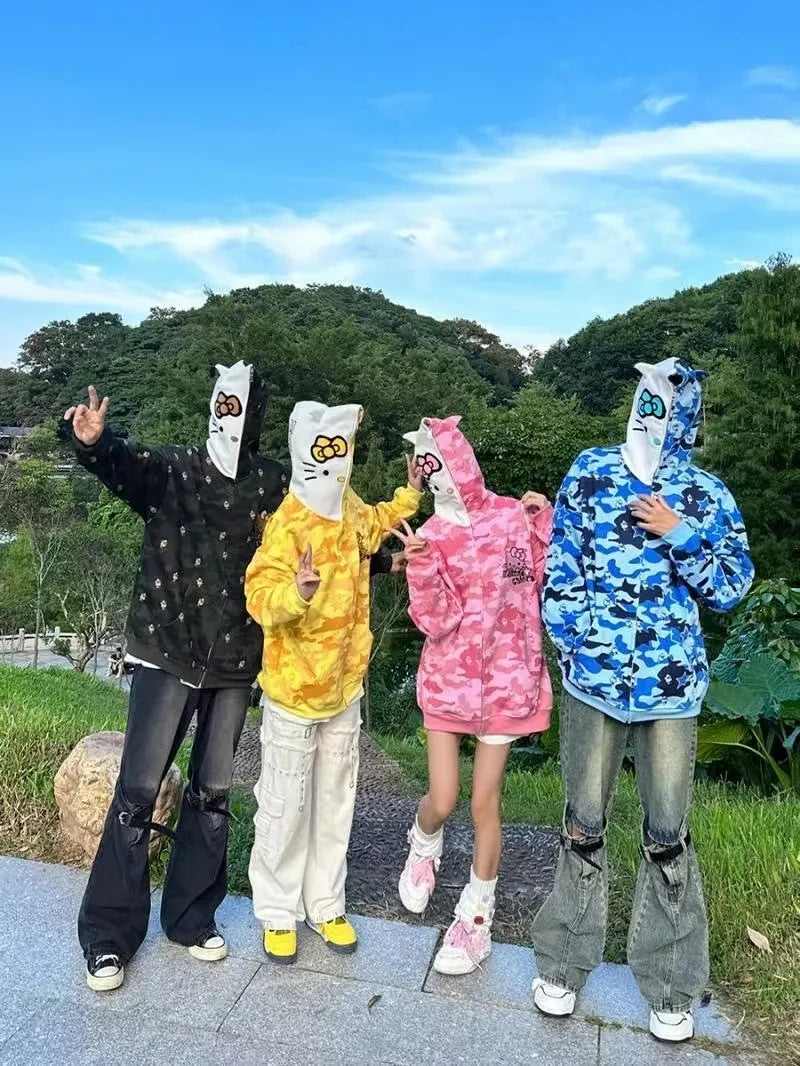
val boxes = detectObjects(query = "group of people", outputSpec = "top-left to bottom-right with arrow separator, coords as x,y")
65,353 -> 753,1045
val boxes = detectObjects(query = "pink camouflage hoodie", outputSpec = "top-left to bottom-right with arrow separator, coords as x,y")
404,416 -> 554,737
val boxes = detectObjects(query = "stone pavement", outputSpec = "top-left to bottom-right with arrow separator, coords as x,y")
0,856 -> 753,1066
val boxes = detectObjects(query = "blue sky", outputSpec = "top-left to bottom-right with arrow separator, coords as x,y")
2,0 -> 800,366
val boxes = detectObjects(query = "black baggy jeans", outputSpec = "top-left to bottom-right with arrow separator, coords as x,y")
78,666 -> 248,963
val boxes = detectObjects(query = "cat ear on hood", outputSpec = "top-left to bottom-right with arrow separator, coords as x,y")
402,430 -> 420,446
442,415 -> 463,429
634,361 -> 658,376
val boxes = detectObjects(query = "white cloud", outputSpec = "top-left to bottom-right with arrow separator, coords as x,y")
5,115 -> 798,352
0,259 -> 201,313
725,258 -> 764,271
87,117 -> 800,292
640,94 -> 687,116
746,65 -> 799,90
645,265 -> 681,281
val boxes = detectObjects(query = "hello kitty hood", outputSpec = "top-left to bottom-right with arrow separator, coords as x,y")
289,401 -> 363,520
403,415 -> 489,526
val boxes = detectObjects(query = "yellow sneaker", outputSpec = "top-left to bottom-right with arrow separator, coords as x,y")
263,927 -> 297,965
306,915 -> 358,955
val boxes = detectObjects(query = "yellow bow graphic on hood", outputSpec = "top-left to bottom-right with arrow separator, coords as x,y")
311,434 -> 349,463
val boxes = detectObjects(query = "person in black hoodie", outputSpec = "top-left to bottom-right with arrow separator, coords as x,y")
66,362 -> 285,990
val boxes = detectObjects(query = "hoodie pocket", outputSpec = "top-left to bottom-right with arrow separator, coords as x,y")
567,621 -> 629,702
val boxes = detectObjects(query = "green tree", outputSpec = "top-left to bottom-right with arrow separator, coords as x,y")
50,526 -> 137,671
2,427 -> 76,665
705,254 -> 800,583
466,382 -> 620,502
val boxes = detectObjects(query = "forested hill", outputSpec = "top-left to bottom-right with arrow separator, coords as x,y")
0,284 -> 527,462
1,260 -> 798,581
534,267 -> 761,413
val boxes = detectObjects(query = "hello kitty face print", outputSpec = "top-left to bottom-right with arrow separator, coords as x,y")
207,360 -> 252,479
621,358 -> 679,485
289,401 -> 363,520
403,418 -> 470,527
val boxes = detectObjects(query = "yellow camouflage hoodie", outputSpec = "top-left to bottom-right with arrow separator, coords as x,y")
245,401 -> 421,719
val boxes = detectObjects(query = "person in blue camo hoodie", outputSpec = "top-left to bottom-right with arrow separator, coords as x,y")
531,357 -> 754,1044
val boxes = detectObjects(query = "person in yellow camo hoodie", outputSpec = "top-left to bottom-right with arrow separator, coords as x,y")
245,400 -> 422,963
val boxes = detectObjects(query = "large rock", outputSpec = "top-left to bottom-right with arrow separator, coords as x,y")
54,731 -> 183,863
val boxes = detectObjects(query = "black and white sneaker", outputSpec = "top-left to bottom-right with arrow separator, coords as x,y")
86,953 -> 124,992
188,928 -> 228,962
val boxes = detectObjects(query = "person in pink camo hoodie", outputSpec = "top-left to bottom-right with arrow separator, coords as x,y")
393,415 -> 553,976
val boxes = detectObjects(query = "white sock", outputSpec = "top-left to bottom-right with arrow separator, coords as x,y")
457,867 -> 497,925
411,816 -> 443,857
468,867 -> 497,904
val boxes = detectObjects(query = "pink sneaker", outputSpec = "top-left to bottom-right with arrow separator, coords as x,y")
398,831 -> 441,914
433,914 -> 492,975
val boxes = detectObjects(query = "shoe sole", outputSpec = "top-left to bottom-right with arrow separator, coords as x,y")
650,1023 -> 694,1043
86,969 -> 124,992
532,983 -> 576,1017
433,946 -> 491,976
305,920 -> 358,954
265,950 -> 298,965
188,943 -> 228,962
398,883 -> 429,915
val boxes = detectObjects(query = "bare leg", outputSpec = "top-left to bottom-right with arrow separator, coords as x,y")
417,731 -> 461,834
471,741 -> 512,880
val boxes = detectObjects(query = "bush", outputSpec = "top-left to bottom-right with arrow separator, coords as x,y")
698,581 -> 800,795
0,666 -> 128,855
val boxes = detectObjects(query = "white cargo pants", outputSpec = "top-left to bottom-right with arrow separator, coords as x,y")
249,696 -> 361,929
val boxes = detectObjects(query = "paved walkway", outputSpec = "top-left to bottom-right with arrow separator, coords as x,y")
0,856 -> 752,1066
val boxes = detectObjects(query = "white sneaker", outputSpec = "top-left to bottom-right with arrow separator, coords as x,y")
532,977 -> 576,1016
86,953 -> 124,992
649,1009 -> 694,1042
188,928 -> 228,962
433,915 -> 492,975
398,830 -> 441,914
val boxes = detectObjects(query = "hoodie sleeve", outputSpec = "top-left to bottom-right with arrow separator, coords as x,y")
542,461 -> 592,656
73,427 -> 168,518
526,502 -> 554,586
406,542 -> 463,640
660,484 -> 754,611
369,547 -> 394,576
245,514 -> 311,627
356,485 -> 423,554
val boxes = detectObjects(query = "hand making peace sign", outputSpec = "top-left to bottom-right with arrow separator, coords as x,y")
296,546 -> 322,601
64,385 -> 110,447
391,518 -> 428,557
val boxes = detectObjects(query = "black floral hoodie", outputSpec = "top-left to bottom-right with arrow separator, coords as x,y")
74,363 -> 287,688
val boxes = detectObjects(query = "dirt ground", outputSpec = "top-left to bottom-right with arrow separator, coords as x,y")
233,720 -> 560,943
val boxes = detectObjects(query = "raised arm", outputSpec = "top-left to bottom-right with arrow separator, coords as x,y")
357,456 -> 424,554
395,520 -> 463,640
65,386 -> 168,518
521,492 -> 554,586
631,488 -> 754,612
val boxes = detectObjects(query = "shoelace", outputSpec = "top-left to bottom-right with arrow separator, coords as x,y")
93,954 -> 120,971
408,852 -> 440,892
444,918 -> 486,966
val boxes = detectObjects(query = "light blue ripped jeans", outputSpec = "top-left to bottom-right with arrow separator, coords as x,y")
532,692 -> 709,1012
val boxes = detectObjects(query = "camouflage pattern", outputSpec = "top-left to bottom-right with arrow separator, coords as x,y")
543,359 -> 754,723
405,416 -> 554,736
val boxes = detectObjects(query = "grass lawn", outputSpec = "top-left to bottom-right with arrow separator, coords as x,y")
1,665 -> 798,1053
380,733 -> 800,1044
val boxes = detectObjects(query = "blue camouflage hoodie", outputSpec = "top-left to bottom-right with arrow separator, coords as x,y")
543,357 -> 754,723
